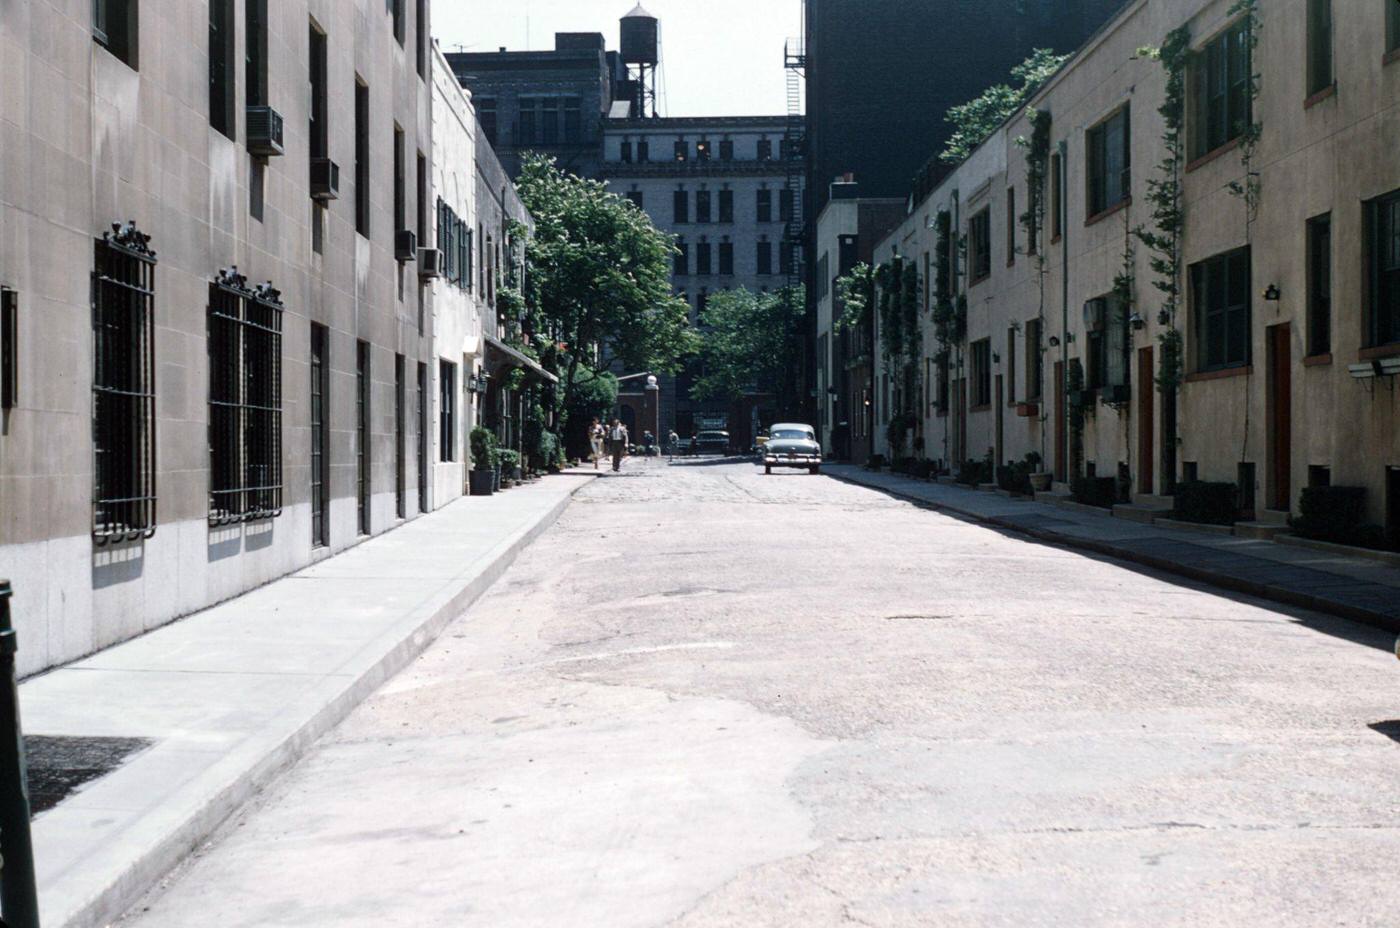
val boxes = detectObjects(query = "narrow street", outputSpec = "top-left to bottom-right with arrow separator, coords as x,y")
121,459 -> 1400,928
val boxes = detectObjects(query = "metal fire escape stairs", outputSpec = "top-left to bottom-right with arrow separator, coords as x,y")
782,37 -> 806,296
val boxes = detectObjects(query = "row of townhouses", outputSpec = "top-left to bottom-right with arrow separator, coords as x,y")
817,0 -> 1400,535
0,1 -> 545,677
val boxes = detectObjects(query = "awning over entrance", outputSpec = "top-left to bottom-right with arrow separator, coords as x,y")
484,335 -> 558,384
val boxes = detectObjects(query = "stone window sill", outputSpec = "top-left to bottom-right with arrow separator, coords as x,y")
1085,197 -> 1131,228
1185,137 -> 1242,174
1184,364 -> 1252,383
1303,84 -> 1336,109
1302,352 -> 1332,367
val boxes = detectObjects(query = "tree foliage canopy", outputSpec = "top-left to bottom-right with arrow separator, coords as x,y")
690,287 -> 805,410
940,49 -> 1068,165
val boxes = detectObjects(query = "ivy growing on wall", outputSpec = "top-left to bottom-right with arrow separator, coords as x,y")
1224,0 -> 1263,232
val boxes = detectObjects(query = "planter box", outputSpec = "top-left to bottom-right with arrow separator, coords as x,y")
468,469 -> 495,496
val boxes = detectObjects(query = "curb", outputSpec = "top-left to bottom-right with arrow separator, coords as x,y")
54,477 -> 595,928
827,470 -> 1400,636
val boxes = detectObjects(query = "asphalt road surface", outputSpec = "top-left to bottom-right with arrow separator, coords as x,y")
122,457 -> 1400,927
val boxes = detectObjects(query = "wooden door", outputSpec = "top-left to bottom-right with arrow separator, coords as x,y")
1138,346 -> 1154,496
1268,324 -> 1292,511
1053,360 -> 1066,482
994,375 -> 1004,468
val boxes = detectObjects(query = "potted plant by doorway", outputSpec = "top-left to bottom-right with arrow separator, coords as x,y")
469,427 -> 496,496
498,450 -> 521,489
1026,451 -> 1052,492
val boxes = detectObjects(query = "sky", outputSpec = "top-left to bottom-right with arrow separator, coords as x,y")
432,0 -> 803,117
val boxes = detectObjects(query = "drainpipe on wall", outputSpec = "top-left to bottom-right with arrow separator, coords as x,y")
1058,140 -> 1070,486
951,188 -> 961,470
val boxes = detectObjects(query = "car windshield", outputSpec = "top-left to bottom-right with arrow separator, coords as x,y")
771,429 -> 813,441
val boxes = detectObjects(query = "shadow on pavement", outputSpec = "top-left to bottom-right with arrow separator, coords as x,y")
1367,720 -> 1400,744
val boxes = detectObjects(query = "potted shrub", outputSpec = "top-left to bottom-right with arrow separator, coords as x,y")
497,450 -> 521,488
1025,451 -> 1051,492
468,427 -> 496,496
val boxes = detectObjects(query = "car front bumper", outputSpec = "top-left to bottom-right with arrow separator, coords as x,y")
764,453 -> 820,468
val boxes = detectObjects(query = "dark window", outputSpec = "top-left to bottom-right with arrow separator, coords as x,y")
1368,189 -> 1400,347
417,152 -> 428,242
310,323 -> 329,547
395,354 -> 406,519
356,340 -> 371,535
779,189 -> 794,222
1084,296 -> 1129,389
698,288 -> 709,315
970,339 -> 992,407
626,190 -> 643,209
1307,214 -> 1331,355
757,240 -> 772,275
674,240 -> 689,276
245,0 -> 268,107
1308,464 -> 1331,488
1050,152 -> 1063,239
674,139 -> 688,162
309,25 -> 328,162
936,359 -> 950,413
355,79 -> 370,235
620,140 -> 632,163
92,228 -> 157,542
1025,318 -> 1043,400
94,0 -> 138,69
719,139 -> 734,160
697,241 -> 712,275
208,276 -> 283,523
416,0 -> 427,77
696,140 -> 711,161
1007,326 -> 1017,403
416,362 -> 428,512
779,241 -> 794,276
757,188 -> 772,222
637,140 -> 649,162
1006,187 -> 1017,265
1307,0 -> 1333,96
673,189 -> 688,223
563,98 -> 581,143
1191,19 -> 1253,160
0,289 -> 15,411
519,101 -> 537,146
540,98 -> 559,146
719,241 -> 734,275
1191,247 -> 1252,371
1087,106 -> 1130,217
696,190 -> 712,223
478,100 -> 497,146
968,208 -> 992,283
391,0 -> 405,45
439,360 -> 456,461
718,189 -> 733,223
757,138 -> 773,160
1390,0 -> 1400,54
209,0 -> 235,138
393,126 -> 406,233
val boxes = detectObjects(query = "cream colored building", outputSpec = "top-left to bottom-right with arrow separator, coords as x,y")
868,0 -> 1400,532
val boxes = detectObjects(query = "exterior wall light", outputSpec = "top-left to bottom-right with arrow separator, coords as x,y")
1262,284 -> 1281,301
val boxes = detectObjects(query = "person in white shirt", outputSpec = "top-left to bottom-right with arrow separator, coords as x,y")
607,419 -> 629,472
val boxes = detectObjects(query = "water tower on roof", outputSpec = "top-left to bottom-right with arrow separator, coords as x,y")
619,3 -> 659,117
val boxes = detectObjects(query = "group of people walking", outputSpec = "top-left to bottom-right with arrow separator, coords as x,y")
588,418 -> 683,471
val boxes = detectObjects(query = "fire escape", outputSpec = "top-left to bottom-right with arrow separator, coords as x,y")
782,37 -> 806,295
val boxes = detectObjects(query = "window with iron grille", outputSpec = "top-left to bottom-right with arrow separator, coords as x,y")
1086,106 -> 1130,218
439,360 -> 456,462
417,361 -> 428,512
310,323 -> 329,547
92,224 -> 158,543
357,340 -> 371,535
208,270 -> 284,523
1190,19 -> 1252,160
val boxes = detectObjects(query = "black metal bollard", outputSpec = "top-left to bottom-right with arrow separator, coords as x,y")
0,580 -> 39,928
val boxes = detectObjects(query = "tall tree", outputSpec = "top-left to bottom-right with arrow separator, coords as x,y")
514,154 -> 696,433
690,286 -> 805,417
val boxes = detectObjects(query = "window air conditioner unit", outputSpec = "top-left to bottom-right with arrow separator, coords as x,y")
418,247 -> 443,279
395,230 -> 418,262
310,158 -> 340,201
247,105 -> 285,157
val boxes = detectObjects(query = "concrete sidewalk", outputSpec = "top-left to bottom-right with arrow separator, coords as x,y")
827,465 -> 1400,634
21,474 -> 594,928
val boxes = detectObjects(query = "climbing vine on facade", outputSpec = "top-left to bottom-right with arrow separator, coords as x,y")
1224,0 -> 1263,232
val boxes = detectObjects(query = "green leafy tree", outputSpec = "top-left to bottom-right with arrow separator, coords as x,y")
940,49 -> 1068,164
514,154 -> 697,434
690,286 -> 806,416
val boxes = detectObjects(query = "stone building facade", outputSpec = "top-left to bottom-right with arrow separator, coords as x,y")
862,0 -> 1400,532
0,0 -> 435,676
600,116 -> 804,443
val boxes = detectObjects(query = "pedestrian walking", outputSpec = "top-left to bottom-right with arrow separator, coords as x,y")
667,428 -> 680,462
607,419 -> 629,472
588,418 -> 605,470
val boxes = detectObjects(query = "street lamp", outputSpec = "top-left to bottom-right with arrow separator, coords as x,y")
645,375 -> 660,450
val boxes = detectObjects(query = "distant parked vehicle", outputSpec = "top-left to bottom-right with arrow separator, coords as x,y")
761,423 -> 821,475
752,429 -> 771,455
695,430 -> 730,455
